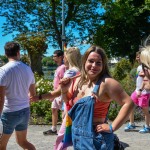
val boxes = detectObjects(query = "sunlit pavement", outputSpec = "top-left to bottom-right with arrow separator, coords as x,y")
8,121 -> 150,150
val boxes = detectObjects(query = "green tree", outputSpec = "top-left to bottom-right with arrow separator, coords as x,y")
112,58 -> 132,81
20,54 -> 30,66
0,0 -> 102,50
15,32 -> 48,75
0,55 -> 8,63
42,56 -> 56,67
93,0 -> 150,62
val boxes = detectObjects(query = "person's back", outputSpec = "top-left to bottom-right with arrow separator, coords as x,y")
1,61 -> 34,112
0,41 -> 36,150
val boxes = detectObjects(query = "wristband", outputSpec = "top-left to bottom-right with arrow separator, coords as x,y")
109,124 -> 113,133
39,94 -> 42,100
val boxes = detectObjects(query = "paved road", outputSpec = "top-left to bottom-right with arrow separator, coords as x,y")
7,121 -> 150,150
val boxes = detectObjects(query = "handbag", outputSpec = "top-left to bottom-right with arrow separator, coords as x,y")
114,134 -> 124,150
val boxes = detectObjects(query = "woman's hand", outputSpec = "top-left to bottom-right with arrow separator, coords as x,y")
59,74 -> 80,93
95,123 -> 112,133
136,91 -> 141,97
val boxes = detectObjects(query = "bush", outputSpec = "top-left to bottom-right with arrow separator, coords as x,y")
112,58 -> 132,81
108,101 -> 121,121
30,100 -> 52,124
109,59 -> 144,121
34,73 -> 53,95
30,73 -> 62,125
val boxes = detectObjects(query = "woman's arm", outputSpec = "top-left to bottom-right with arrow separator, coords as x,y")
96,78 -> 134,133
30,86 -> 61,102
106,78 -> 134,132
59,75 -> 80,103
42,87 -> 61,101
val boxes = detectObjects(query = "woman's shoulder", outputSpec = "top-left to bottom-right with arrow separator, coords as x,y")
102,76 -> 120,87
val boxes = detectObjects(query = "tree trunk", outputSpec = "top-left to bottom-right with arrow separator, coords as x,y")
29,52 -> 43,76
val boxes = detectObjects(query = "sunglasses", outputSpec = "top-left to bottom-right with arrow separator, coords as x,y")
142,63 -> 150,71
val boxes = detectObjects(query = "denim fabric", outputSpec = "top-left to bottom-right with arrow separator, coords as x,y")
1,107 -> 30,134
68,79 -> 114,150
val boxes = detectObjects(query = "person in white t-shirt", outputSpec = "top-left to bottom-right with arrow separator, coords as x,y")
0,42 -> 36,150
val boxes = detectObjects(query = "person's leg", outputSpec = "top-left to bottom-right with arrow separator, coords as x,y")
1,108 -> 33,149
54,115 -> 67,150
15,130 -> 36,150
51,97 -> 63,132
14,107 -> 36,148
43,97 -> 61,135
139,94 -> 150,133
51,108 -> 58,131
0,134 -> 12,150
128,107 -> 135,124
0,110 -> 18,149
124,106 -> 136,131
124,91 -> 137,131
129,91 -> 138,124
139,107 -> 150,133
142,107 -> 150,126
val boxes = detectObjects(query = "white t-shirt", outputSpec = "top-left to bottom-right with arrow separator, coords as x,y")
135,65 -> 143,91
0,61 -> 35,112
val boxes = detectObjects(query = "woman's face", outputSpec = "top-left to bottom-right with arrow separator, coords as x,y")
142,63 -> 150,80
85,52 -> 103,79
136,54 -> 141,63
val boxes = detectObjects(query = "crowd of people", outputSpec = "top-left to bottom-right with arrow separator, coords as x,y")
0,41 -> 150,150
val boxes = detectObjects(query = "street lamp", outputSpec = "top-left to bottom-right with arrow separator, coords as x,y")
62,0 -> 66,51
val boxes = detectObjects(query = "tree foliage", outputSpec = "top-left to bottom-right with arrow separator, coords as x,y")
0,55 -> 8,63
112,58 -> 132,81
42,56 -> 56,67
0,0 -> 102,50
93,0 -> 150,62
14,32 -> 48,75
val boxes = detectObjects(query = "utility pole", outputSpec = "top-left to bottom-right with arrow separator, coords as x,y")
62,0 -> 66,51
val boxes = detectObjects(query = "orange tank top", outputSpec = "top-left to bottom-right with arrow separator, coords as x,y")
67,77 -> 110,118
68,95 -> 110,118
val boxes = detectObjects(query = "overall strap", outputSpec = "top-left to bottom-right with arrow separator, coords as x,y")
92,78 -> 103,94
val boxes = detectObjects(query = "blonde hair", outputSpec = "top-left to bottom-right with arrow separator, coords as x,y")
65,47 -> 82,71
140,46 -> 150,67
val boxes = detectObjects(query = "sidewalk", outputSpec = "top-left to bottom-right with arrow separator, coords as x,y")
7,121 -> 150,150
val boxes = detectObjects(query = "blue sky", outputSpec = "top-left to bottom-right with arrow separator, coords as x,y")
0,17 -> 14,56
0,17 -> 89,56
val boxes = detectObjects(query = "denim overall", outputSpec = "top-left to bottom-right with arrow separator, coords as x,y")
68,80 -> 114,150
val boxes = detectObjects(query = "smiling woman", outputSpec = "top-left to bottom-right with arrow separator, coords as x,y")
59,45 -> 134,150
